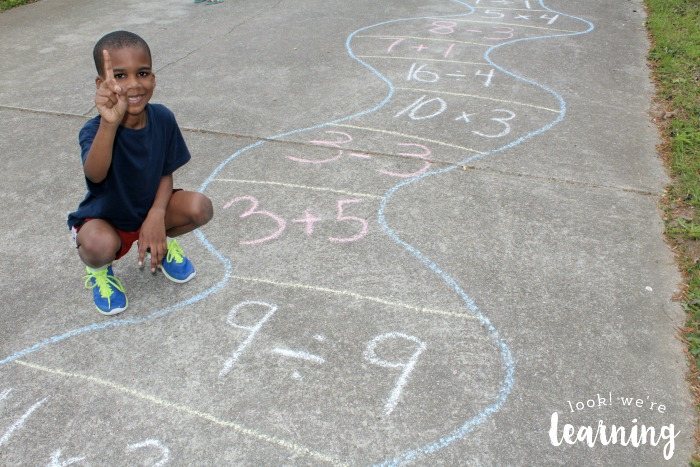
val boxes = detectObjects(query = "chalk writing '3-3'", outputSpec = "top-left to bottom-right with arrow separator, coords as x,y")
223,196 -> 369,245
287,130 -> 433,178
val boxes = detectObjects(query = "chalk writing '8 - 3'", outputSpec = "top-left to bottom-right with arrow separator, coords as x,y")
223,196 -> 369,245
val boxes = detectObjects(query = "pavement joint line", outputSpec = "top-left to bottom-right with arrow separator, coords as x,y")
213,179 -> 383,199
215,166 -> 661,199
394,86 -> 561,113
0,104 -> 459,172
356,55 -> 489,66
231,274 -> 481,321
0,104 -> 88,120
13,360 -> 346,466
331,123 -> 486,154
356,35 -> 491,47
0,104 -> 266,145
0,106 -> 656,197
179,126 -> 476,172
201,150 -> 662,198
184,126 -> 661,198
473,7 -> 550,12
460,164 -> 663,197
425,18 -> 582,33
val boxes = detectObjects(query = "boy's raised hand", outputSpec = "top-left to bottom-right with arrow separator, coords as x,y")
95,49 -> 127,124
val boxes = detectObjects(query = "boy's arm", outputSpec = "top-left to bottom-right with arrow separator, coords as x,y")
84,50 -> 127,183
138,174 -> 174,272
83,122 -> 119,182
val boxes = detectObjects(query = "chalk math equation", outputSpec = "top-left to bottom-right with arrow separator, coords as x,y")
0,0 -> 593,464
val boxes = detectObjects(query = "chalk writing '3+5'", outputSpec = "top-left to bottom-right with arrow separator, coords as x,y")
223,196 -> 369,245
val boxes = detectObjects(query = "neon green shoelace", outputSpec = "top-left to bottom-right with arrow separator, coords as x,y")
84,268 -> 126,304
165,239 -> 185,264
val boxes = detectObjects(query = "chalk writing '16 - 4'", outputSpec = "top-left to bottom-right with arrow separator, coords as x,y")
223,196 -> 369,245
406,63 -> 495,87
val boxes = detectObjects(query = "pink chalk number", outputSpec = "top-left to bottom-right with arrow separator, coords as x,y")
222,196 -> 286,245
286,131 -> 350,164
329,199 -> 368,243
287,130 -> 432,178
378,143 -> 431,178
223,196 -> 369,245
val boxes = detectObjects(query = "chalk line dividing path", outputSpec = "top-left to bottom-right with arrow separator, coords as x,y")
5,0 -> 687,464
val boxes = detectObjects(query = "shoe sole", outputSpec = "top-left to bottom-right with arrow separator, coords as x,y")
95,300 -> 128,316
159,265 -> 196,284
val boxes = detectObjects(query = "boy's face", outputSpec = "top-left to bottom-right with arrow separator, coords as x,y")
96,46 -> 155,124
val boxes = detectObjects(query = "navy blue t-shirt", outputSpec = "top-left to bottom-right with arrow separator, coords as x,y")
67,104 -> 191,231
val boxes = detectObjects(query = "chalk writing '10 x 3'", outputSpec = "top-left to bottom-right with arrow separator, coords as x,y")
395,96 -> 516,139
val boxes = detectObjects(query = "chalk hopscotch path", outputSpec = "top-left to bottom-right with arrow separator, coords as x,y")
0,0 -> 592,464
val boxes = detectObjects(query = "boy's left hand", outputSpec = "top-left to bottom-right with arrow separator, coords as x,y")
138,213 -> 167,273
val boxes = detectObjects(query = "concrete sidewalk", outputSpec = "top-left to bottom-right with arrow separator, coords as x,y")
0,0 -> 694,464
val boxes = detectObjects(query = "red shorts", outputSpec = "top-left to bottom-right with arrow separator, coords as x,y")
71,219 -> 140,260
70,189 -> 183,260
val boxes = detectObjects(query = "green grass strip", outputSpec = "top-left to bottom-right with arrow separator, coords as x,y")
0,0 -> 35,12
646,0 -> 700,459
646,0 -> 700,331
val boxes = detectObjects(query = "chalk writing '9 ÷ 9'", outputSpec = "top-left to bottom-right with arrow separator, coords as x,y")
217,301 -> 427,416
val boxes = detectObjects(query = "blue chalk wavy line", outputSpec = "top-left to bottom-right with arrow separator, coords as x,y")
1,1 -> 593,464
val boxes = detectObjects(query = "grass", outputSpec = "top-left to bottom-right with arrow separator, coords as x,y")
645,0 -> 700,459
0,0 -> 36,12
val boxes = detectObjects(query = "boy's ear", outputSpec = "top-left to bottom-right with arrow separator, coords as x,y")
95,75 -> 103,89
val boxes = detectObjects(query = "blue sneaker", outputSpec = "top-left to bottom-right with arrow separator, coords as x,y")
84,265 -> 128,315
160,239 -> 196,283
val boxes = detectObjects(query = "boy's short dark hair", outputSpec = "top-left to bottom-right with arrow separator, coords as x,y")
93,30 -> 152,76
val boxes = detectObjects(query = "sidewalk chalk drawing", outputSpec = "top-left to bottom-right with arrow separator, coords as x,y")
0,1 -> 593,464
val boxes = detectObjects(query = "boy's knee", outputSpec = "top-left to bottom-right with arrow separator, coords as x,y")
78,230 -> 119,264
193,194 -> 213,227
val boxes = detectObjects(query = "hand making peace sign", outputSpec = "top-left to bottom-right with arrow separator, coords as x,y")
95,49 -> 127,124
